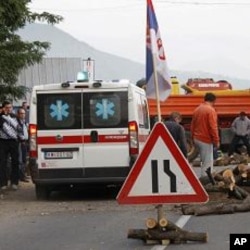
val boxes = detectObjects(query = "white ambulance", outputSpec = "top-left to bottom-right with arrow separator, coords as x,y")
28,78 -> 150,199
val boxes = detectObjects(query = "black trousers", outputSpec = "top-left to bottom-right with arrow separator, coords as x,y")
228,135 -> 250,156
0,139 -> 19,187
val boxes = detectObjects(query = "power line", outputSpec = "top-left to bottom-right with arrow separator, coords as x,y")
30,3 -> 143,13
29,0 -> 250,13
160,1 -> 250,5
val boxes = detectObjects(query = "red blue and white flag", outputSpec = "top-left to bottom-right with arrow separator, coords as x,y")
146,0 -> 172,101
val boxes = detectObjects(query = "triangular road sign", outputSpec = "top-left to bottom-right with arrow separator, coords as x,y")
117,122 -> 209,205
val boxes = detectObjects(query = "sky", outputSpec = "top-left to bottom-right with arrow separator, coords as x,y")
29,0 -> 250,81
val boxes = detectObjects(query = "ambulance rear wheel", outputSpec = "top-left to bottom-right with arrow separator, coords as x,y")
35,184 -> 50,200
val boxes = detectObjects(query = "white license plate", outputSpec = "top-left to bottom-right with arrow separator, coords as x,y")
45,151 -> 73,159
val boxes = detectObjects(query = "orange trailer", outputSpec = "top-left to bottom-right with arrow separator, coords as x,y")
147,78 -> 250,157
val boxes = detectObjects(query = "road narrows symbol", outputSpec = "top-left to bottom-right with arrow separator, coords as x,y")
151,160 -> 158,193
164,160 -> 177,192
151,159 -> 177,193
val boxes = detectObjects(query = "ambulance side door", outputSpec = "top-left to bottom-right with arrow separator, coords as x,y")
36,92 -> 84,171
81,90 -> 129,170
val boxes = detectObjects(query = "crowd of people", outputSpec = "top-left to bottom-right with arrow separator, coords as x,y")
162,92 -> 250,178
1,95 -> 250,193
0,101 -> 30,193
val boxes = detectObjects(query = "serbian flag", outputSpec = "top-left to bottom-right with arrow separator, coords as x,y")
146,0 -> 172,101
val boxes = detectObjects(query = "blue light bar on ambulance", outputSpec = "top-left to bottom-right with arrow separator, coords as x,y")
77,71 -> 89,82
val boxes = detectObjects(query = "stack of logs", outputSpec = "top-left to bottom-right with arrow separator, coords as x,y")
181,164 -> 250,216
127,164 -> 250,245
128,217 -> 208,245
214,153 -> 249,166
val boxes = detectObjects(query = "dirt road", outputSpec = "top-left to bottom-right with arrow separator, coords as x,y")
0,182 -> 159,219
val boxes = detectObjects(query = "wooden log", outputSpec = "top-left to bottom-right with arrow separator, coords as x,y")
161,239 -> 170,245
235,175 -> 245,185
159,217 -> 168,228
164,219 -> 182,231
149,229 -> 208,243
145,239 -> 160,245
214,157 -> 225,166
232,203 -> 250,212
228,189 -> 244,200
222,169 -> 235,186
145,218 -> 157,229
203,183 -> 228,193
181,205 -> 196,215
232,164 -> 248,176
235,171 -> 250,186
127,228 -> 208,243
194,203 -> 234,216
214,174 -> 224,182
128,229 -> 149,240
234,186 -> 248,199
181,199 -> 250,216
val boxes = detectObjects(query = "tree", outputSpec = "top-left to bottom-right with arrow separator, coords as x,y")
0,0 -> 63,102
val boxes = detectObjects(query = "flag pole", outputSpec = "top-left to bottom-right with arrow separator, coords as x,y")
146,0 -> 172,223
152,54 -> 162,122
152,54 -> 165,222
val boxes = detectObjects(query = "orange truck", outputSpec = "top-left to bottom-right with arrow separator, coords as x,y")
147,77 -> 250,159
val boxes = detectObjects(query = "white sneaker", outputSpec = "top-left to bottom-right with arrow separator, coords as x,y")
11,184 -> 18,191
1,186 -> 7,190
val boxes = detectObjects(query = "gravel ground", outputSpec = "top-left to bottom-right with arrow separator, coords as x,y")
0,163 -> 243,219
0,181 -> 177,219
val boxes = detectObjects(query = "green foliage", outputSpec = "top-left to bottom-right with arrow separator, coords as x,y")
0,0 -> 63,102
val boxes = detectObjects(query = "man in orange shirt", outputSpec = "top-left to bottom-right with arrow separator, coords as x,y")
191,93 -> 220,177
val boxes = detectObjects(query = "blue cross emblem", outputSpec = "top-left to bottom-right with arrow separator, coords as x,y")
50,100 -> 69,121
95,99 -> 115,119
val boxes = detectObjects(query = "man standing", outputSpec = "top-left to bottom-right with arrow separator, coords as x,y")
164,112 -> 188,158
190,93 -> 220,177
0,100 -> 23,190
21,101 -> 29,125
228,111 -> 250,157
17,108 -> 29,182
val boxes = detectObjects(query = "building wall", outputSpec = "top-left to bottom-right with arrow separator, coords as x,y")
16,57 -> 83,103
17,57 -> 83,88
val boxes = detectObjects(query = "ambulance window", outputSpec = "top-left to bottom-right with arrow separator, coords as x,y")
137,95 -> 149,129
142,97 -> 150,129
37,93 -> 81,130
83,92 -> 128,128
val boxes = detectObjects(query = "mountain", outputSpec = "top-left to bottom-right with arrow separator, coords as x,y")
17,23 -> 144,83
17,23 -> 249,89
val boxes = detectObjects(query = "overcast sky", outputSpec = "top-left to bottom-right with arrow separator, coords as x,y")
29,0 -> 250,80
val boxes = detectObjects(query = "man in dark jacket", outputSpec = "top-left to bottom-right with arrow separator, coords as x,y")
164,111 -> 188,158
0,100 -> 23,191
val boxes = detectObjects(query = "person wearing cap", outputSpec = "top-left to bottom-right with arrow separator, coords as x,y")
228,111 -> 250,157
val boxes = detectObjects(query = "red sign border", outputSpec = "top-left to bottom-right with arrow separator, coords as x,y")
117,122 -> 209,205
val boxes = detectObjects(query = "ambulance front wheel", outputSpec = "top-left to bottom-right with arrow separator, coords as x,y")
35,184 -> 50,200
